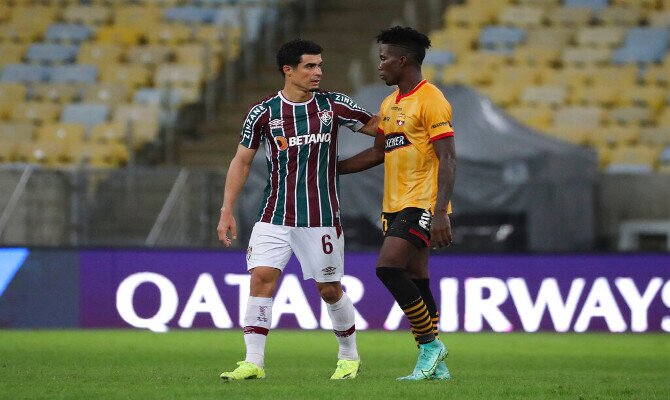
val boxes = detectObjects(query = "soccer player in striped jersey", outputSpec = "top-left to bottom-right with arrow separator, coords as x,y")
217,39 -> 379,381
340,26 -> 456,381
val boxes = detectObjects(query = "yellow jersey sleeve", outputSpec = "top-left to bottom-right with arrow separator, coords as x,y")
422,89 -> 454,142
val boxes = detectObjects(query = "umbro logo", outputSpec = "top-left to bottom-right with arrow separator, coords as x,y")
269,119 -> 284,129
322,266 -> 336,276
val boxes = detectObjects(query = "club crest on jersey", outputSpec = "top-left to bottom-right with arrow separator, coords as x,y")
318,110 -> 333,125
269,119 -> 284,130
396,113 -> 406,126
384,132 -> 411,152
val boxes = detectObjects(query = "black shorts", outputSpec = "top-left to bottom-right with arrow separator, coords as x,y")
381,207 -> 432,249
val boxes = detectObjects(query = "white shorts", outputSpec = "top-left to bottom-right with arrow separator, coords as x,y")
246,222 -> 345,282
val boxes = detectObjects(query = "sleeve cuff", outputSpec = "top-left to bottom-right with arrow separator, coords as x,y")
429,132 -> 454,142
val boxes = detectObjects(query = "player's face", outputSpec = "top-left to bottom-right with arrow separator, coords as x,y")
286,54 -> 323,92
378,44 -> 402,86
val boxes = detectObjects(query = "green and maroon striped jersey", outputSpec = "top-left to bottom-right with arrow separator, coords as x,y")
240,90 -> 372,227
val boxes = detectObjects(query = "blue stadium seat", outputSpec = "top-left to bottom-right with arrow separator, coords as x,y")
26,43 -> 79,64
45,24 -> 93,44
564,0 -> 608,10
479,26 -> 526,52
164,6 -> 218,23
50,65 -> 98,84
613,28 -> 669,64
1,64 -> 51,83
133,88 -> 182,107
423,50 -> 456,67
61,103 -> 109,127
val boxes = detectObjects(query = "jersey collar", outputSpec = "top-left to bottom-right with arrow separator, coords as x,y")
278,90 -> 315,105
395,79 -> 427,104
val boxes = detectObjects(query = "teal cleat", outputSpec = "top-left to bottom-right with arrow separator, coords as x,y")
397,339 -> 447,381
430,360 -> 451,380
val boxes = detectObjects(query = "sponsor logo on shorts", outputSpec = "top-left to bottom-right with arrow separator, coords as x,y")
246,246 -> 253,261
419,209 -> 432,230
322,266 -> 337,276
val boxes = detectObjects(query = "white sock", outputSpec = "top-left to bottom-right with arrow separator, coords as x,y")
326,292 -> 359,361
243,296 -> 273,369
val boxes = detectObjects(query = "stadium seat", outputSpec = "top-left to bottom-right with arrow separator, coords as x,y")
36,123 -> 87,145
164,6 -> 218,23
612,0 -> 657,9
423,50 -> 456,67
599,6 -> 644,26
0,44 -> 26,69
547,6 -> 593,26
126,45 -> 173,67
100,64 -> 150,88
90,122 -> 125,143
621,86 -> 668,112
513,46 -> 561,67
507,104 -> 554,131
24,140 -> 71,167
553,106 -> 604,129
590,125 -> 641,147
0,22 -> 45,44
576,27 -> 626,48
562,47 -> 612,67
639,127 -> 670,147
96,26 -> 144,46
174,44 -> 221,78
564,0 -> 608,10
431,27 -> 479,55
114,5 -> 163,28
77,43 -> 124,66
113,103 -> 161,149
521,85 -> 568,107
155,64 -> 203,88
50,65 -> 98,84
443,4 -> 494,28
498,5 -> 546,28
605,144 -> 659,173
608,105 -> 655,126
570,84 -> 623,107
0,122 -> 35,142
649,10 -> 670,27
642,63 -> 670,86
133,88 -> 183,107
60,103 -> 109,128
544,125 -> 591,145
526,27 -> 574,50
45,24 -> 93,44
0,82 -> 27,118
657,108 -> 670,127
82,83 -> 129,107
479,26 -> 526,54
31,83 -> 81,103
10,101 -> 61,125
612,28 -> 670,64
26,43 -> 79,64
11,6 -> 60,26
146,24 -> 192,45
590,65 -> 640,88
62,5 -> 111,26
0,139 -> 18,163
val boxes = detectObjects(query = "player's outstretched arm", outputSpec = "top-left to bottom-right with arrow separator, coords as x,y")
430,137 -> 456,248
217,145 -> 257,247
338,131 -> 385,175
358,114 -> 381,137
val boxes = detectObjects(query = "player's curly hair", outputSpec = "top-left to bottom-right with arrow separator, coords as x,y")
376,26 -> 431,65
276,39 -> 323,75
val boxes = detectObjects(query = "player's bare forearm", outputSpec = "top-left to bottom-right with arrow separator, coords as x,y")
218,145 -> 256,246
338,131 -> 385,174
358,115 -> 381,137
433,137 -> 456,212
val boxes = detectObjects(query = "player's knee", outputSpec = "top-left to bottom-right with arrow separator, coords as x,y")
250,271 -> 278,296
318,284 -> 341,303
376,266 -> 405,292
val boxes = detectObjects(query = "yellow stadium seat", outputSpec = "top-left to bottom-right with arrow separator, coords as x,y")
63,5 -> 111,25
540,66 -> 596,87
0,22 -> 45,44
621,86 -> 668,112
76,142 -> 129,168
657,108 -> 670,127
10,102 -> 61,125
100,64 -> 151,89
639,127 -> 670,146
561,47 -> 611,67
146,24 -> 192,45
126,45 -> 173,67
479,83 -> 520,107
444,4 -> 494,28
612,0 -> 657,10
0,83 -> 27,119
155,64 -> 203,88
599,6 -> 644,26
643,64 -> 670,86
82,83 -> 130,107
521,85 -> 568,107
0,139 -> 18,163
649,10 -> 670,27
441,63 -> 492,86
0,5 -> 11,23
526,27 -> 574,50
554,106 -> 605,129
506,104 -> 554,131
608,106 -> 655,126
547,7 -> 593,26
576,27 -> 626,48
114,5 -> 162,28
0,122 -> 35,142
590,65 -> 639,87
32,83 -> 81,103
21,140 -> 70,167
175,44 -> 221,78
499,5 -> 546,28
90,122 -> 126,144
570,84 -> 623,107
544,125 -> 591,145
195,25 -> 237,57
78,43 -> 124,66
590,125 -> 641,147
96,26 -> 143,46
513,46 -> 561,67
11,6 -> 60,26
36,123 -> 87,145
606,144 -> 659,173
434,26 -> 479,55
113,103 -> 161,149
0,44 -> 25,69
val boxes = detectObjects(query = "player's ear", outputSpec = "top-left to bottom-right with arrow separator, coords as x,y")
283,65 -> 292,76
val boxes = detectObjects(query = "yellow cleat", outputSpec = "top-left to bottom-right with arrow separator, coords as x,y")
220,361 -> 266,381
330,359 -> 361,380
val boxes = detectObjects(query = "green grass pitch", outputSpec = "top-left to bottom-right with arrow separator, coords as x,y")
1,330 -> 668,399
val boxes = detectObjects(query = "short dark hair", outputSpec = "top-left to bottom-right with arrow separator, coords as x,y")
276,39 -> 322,75
376,26 -> 431,65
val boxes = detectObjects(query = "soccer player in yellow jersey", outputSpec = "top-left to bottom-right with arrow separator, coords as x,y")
340,26 -> 456,381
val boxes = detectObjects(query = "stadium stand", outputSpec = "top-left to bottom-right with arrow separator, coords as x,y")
0,0 -> 267,169
429,0 -> 670,172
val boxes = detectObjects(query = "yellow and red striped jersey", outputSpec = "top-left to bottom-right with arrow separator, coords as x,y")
377,80 -> 454,213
